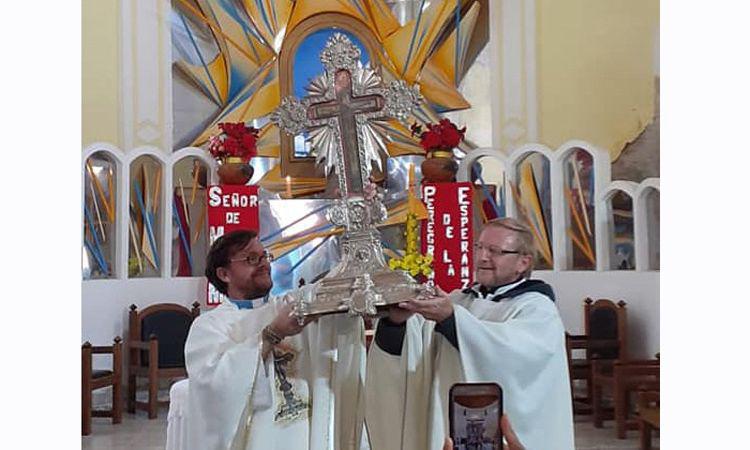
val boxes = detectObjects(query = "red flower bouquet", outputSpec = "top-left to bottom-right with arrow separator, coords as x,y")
411,119 -> 466,153
207,122 -> 260,163
412,119 -> 466,183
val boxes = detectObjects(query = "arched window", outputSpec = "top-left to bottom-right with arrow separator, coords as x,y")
563,148 -> 596,269
83,151 -> 117,279
514,153 -> 553,269
129,155 -> 163,278
607,190 -> 635,270
643,188 -> 660,270
171,156 -> 209,277
470,156 -> 508,222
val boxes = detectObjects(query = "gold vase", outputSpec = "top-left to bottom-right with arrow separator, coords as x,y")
217,157 -> 254,185
421,149 -> 458,183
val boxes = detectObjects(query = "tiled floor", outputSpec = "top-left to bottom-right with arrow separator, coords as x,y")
82,412 -> 658,450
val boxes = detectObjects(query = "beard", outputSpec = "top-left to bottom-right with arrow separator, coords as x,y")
245,271 -> 273,299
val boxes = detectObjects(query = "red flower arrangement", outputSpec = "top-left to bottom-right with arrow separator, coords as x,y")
410,119 -> 466,153
207,122 -> 260,163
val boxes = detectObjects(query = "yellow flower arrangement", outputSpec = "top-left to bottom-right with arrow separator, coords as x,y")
388,212 -> 433,277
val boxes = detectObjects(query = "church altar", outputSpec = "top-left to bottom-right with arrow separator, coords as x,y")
82,0 -> 660,376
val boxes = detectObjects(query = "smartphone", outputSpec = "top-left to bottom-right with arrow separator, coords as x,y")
448,383 -> 503,450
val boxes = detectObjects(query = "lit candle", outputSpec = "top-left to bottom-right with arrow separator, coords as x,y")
285,175 -> 292,198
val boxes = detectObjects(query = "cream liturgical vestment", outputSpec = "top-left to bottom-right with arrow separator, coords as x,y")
364,279 -> 575,450
184,287 -> 367,450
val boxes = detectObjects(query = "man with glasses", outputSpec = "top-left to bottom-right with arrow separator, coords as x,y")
365,218 -> 574,450
184,229 -> 366,450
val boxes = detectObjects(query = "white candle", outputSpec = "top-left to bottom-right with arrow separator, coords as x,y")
285,175 -> 292,198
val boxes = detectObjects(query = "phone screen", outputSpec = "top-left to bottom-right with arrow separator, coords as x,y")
449,383 -> 503,450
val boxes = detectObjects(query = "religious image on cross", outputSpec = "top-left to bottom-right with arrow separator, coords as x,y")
271,32 -> 433,322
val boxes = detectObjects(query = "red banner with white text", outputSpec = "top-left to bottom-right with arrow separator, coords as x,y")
206,185 -> 260,305
421,182 -> 474,292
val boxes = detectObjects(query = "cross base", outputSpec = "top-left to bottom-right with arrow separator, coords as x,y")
288,229 -> 434,321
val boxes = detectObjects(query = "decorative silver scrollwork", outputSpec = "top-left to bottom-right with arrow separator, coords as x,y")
272,33 -> 428,320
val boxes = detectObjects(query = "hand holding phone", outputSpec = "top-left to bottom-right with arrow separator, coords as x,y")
449,383 -> 503,450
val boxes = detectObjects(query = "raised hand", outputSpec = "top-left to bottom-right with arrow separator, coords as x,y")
398,285 -> 454,323
386,305 -> 414,325
268,302 -> 311,338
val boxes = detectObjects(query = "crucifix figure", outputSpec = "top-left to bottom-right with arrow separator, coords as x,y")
306,69 -> 384,198
272,32 -> 431,320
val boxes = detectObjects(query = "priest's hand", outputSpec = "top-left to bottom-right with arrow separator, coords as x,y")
386,305 -> 414,325
268,303 -> 310,338
398,286 -> 454,323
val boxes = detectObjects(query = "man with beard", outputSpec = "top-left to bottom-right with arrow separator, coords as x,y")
365,218 -> 574,450
184,229 -> 366,450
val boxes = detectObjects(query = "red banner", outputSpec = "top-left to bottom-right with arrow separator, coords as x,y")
421,182 -> 474,292
206,185 -> 260,305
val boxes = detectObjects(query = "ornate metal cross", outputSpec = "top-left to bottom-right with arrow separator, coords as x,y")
272,33 -> 421,208
272,33 -> 431,320
306,69 -> 384,197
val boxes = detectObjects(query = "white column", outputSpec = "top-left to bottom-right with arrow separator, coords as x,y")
490,0 -> 538,152
117,157 -> 130,279
121,0 -> 173,152
550,156 -> 566,270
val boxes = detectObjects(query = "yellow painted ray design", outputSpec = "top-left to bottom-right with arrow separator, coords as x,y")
419,1 -> 480,111
241,0 -> 294,52
198,0 -> 275,82
384,0 -> 456,82
286,0 -> 374,34
256,122 -> 280,158
518,163 -> 553,264
192,61 -> 279,145
364,0 -> 401,41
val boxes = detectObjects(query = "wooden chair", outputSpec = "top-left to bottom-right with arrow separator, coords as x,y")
592,357 -> 660,439
82,337 -> 123,435
127,302 -> 200,419
637,391 -> 660,450
566,298 -> 628,414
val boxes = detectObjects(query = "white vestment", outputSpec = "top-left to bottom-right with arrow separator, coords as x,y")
365,279 -> 575,450
185,290 -> 367,450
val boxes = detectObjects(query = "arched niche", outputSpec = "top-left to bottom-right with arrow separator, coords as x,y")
562,147 -> 596,270
644,188 -> 660,270
514,152 -> 553,270
605,189 -> 635,270
469,155 -> 508,223
128,155 -> 164,278
278,12 -> 384,180
636,185 -> 660,271
83,151 -> 118,280
171,155 -> 210,277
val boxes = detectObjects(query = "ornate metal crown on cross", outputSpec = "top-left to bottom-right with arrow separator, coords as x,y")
271,33 -> 433,321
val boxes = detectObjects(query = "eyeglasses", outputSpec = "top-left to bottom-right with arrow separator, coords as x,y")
473,242 -> 522,258
230,250 -> 274,266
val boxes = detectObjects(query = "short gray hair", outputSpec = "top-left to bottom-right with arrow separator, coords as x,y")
480,218 -> 535,277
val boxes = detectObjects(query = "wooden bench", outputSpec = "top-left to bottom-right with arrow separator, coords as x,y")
592,358 -> 659,439
637,391 -> 659,450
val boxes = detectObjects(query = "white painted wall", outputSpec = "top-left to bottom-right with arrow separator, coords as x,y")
535,270 -> 660,359
82,277 -> 206,346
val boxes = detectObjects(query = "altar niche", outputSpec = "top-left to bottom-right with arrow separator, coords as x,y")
278,13 -> 387,184
83,151 -> 117,280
